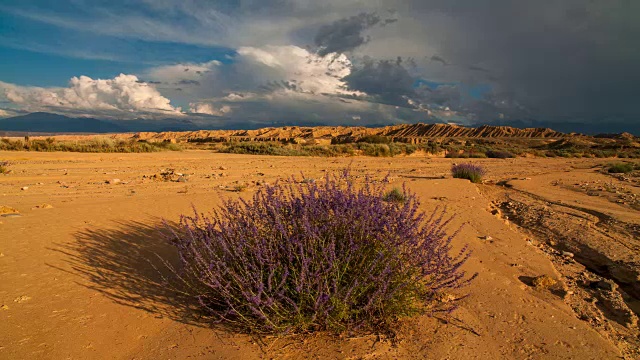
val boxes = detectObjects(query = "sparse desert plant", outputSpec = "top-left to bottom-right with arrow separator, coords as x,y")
166,171 -> 474,334
485,150 -> 515,159
0,160 -> 9,174
451,163 -> 485,183
383,187 -> 407,203
608,163 -> 635,174
357,135 -> 391,144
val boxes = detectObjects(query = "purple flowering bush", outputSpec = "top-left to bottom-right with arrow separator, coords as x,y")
451,163 -> 485,183
167,171 -> 474,334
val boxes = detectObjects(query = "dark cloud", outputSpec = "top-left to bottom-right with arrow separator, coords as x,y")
177,79 -> 201,86
314,12 -> 382,56
343,57 -> 416,107
429,55 -> 448,66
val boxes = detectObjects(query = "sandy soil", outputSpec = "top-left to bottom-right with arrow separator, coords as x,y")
1,151 -> 638,359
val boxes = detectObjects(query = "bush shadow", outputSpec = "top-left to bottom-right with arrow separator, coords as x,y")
51,219 -> 209,327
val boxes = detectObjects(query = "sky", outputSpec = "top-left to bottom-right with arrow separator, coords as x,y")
0,0 -> 638,130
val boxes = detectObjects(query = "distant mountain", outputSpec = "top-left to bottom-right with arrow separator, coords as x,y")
0,112 -> 128,133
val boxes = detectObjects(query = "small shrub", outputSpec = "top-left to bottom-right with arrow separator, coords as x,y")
608,163 -> 634,174
383,187 -> 407,203
486,150 -> 515,159
451,163 -> 485,183
167,171 -> 474,334
357,135 -> 391,144
0,160 -> 9,174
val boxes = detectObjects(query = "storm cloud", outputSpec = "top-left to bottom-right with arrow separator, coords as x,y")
0,0 -> 638,130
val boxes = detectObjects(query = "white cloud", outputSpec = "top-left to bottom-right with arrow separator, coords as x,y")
0,109 -> 12,118
189,102 -> 231,116
235,45 -> 362,96
0,74 -> 183,119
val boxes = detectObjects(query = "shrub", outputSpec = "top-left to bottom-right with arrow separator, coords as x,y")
383,187 -> 407,203
608,163 -> 634,174
451,163 -> 485,183
357,135 -> 391,144
0,160 -> 9,174
166,171 -> 474,334
486,150 -> 515,159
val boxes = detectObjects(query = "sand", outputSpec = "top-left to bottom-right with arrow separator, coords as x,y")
1,151 -> 638,359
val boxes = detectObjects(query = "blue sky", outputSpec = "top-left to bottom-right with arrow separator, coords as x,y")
0,0 -> 637,129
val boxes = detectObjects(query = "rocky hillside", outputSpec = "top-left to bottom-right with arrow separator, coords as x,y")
129,123 -> 573,144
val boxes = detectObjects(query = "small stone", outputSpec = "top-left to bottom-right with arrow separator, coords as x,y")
481,235 -> 493,241
1,305 -> 8,310
596,279 -> 617,291
562,251 -> 575,258
532,275 -> 557,289
0,205 -> 19,215
219,166 -> 228,170
13,295 -> 31,303
177,176 -> 188,183
21,186 -> 29,191
106,178 -> 121,185
33,203 -> 53,209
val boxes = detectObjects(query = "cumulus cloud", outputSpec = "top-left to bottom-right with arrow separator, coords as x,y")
2,0 -> 639,128
189,102 -> 231,116
234,45 -> 360,96
0,74 -> 183,119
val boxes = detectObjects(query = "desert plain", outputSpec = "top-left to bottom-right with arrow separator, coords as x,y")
1,150 -> 639,359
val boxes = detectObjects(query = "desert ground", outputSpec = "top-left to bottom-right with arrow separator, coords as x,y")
1,151 -> 639,359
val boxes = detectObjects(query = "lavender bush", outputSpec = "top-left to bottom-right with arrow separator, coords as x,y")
451,163 -> 485,183
167,171 -> 474,334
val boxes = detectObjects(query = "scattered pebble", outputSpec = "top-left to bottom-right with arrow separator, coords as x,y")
21,186 -> 29,191
561,251 -> 575,258
219,166 -> 228,170
33,203 -> 53,209
106,179 -> 121,185
1,305 -> 8,310
13,296 -> 31,303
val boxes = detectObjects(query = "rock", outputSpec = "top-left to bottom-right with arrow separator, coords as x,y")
33,203 -> 53,209
106,179 -> 121,185
596,279 -> 618,291
21,186 -> 29,191
481,235 -> 493,241
219,166 -> 228,170
609,265 -> 640,283
532,275 -> 557,289
13,295 -> 31,303
0,205 -> 19,215
1,304 -> 8,310
177,176 -> 188,183
561,251 -> 575,258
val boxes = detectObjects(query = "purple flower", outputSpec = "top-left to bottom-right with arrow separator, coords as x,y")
167,170 -> 475,334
